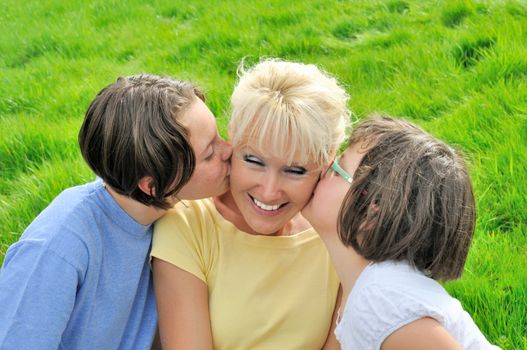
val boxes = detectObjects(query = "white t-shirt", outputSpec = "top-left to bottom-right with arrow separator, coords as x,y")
335,260 -> 500,350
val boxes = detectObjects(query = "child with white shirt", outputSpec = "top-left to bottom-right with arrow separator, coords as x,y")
303,115 -> 500,350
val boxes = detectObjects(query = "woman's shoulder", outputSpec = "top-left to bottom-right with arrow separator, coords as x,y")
157,198 -> 219,225
153,198 -> 225,251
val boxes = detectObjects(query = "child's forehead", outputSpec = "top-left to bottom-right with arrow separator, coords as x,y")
341,142 -> 369,169
347,138 -> 374,153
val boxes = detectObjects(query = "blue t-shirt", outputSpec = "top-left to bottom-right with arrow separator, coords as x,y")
0,180 -> 157,349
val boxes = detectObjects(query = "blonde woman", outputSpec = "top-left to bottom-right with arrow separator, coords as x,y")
151,59 -> 350,349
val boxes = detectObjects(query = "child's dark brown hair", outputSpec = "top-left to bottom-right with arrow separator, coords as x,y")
79,74 -> 204,209
338,115 -> 476,281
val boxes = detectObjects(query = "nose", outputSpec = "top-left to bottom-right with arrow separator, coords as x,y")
321,160 -> 333,180
219,139 -> 232,161
259,172 -> 282,202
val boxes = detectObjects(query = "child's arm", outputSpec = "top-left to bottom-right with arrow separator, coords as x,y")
152,258 -> 213,350
0,242 -> 77,348
381,317 -> 463,350
321,284 -> 342,350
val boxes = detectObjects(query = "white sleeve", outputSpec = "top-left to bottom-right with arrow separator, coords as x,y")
337,282 -> 445,350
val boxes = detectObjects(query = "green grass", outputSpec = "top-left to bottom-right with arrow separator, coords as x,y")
1,0 -> 526,347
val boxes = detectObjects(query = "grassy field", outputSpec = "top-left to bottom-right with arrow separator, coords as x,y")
1,0 -> 526,347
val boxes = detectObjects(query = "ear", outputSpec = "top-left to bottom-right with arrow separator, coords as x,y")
368,203 -> 379,213
137,176 -> 156,197
358,203 -> 379,233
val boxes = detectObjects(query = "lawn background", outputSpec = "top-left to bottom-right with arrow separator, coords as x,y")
1,0 -> 526,348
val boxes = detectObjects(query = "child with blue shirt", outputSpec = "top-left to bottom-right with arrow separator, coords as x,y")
0,74 -> 232,349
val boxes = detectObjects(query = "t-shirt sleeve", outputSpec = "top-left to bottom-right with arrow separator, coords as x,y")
151,200 -> 217,283
340,283 -> 445,350
0,241 -> 80,349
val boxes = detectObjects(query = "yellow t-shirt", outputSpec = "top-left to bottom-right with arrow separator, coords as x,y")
151,198 -> 339,350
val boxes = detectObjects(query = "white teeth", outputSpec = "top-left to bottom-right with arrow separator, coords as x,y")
253,198 -> 280,211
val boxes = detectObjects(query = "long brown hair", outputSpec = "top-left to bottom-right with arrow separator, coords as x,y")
339,115 -> 476,281
79,74 -> 204,209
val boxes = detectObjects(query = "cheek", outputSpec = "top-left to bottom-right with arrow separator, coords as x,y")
229,162 -> 243,179
313,178 -> 345,211
205,163 -> 222,181
291,177 -> 319,204
189,165 -> 216,192
229,162 -> 253,189
197,160 -> 223,184
311,181 -> 330,207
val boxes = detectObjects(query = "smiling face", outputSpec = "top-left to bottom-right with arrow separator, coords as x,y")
229,144 -> 321,236
176,98 -> 232,201
302,141 -> 367,237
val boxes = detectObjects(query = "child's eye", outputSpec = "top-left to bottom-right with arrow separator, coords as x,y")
285,166 -> 307,176
204,149 -> 215,161
243,155 -> 264,166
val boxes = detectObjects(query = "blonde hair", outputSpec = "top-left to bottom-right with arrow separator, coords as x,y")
229,58 -> 350,166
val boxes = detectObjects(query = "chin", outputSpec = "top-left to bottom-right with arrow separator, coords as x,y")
249,225 -> 279,236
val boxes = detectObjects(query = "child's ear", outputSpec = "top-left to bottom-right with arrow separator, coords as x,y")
359,204 -> 379,232
369,203 -> 380,214
137,176 -> 155,197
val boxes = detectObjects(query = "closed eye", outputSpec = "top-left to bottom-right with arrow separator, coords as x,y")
284,166 -> 307,176
204,147 -> 215,161
202,134 -> 218,161
243,154 -> 265,166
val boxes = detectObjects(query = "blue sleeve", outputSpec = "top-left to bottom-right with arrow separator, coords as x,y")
0,241 -> 81,349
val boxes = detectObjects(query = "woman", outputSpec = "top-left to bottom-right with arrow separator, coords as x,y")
151,59 -> 350,349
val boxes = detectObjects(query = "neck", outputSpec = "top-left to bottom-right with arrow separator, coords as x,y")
214,192 -> 256,234
281,213 -> 312,236
319,230 -> 370,304
105,186 -> 168,226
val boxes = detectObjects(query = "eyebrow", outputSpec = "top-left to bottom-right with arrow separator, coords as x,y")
239,146 -> 265,158
242,145 -> 259,153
